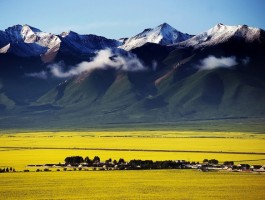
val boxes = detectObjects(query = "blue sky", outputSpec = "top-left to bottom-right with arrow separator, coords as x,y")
1,0 -> 264,39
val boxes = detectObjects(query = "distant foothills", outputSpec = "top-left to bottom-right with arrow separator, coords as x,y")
0,22 -> 265,128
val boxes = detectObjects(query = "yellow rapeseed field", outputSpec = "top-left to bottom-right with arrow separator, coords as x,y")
0,131 -> 264,170
0,170 -> 264,200
0,131 -> 264,199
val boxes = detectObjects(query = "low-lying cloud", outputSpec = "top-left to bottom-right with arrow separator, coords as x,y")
25,71 -> 48,79
49,49 -> 146,78
197,55 -> 238,70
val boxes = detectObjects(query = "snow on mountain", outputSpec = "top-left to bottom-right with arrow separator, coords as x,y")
1,24 -> 61,58
59,31 -> 120,55
117,38 -> 128,45
0,23 -> 263,60
5,24 -> 61,47
5,24 -> 37,43
0,43 -> 10,53
178,23 -> 262,48
0,24 -> 121,60
119,23 -> 192,51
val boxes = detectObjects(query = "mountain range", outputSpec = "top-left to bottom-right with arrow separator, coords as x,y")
0,22 -> 265,128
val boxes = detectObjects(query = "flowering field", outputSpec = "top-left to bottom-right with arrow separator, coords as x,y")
0,131 -> 264,170
0,170 -> 264,200
0,131 -> 264,199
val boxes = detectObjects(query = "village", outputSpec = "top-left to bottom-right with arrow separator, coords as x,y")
19,156 -> 265,173
1,156 -> 265,173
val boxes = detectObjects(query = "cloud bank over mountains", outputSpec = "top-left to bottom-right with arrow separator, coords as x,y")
197,55 -> 250,70
27,49 -> 147,78
197,55 -> 238,70
50,49 -> 146,78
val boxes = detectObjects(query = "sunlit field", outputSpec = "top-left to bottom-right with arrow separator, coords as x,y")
0,131 -> 264,170
0,170 -> 264,200
0,131 -> 265,199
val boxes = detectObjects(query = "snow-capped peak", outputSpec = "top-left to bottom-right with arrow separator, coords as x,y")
119,23 -> 192,51
59,30 -> 80,39
60,31 -> 70,38
0,24 -> 62,60
5,24 -> 39,43
21,25 -> 39,43
58,30 -> 120,55
4,24 -> 61,47
178,23 -> 262,48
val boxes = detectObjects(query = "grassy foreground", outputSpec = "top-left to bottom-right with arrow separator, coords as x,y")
0,170 -> 264,200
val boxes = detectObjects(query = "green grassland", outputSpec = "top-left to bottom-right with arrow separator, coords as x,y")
0,170 -> 264,200
1,118 -> 265,133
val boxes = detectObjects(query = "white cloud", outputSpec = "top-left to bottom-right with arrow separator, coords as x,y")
49,49 -> 146,78
25,71 -> 47,79
197,55 -> 238,70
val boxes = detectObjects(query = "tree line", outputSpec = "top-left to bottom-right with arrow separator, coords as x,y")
64,156 -> 199,170
0,167 -> 15,173
62,156 -> 242,171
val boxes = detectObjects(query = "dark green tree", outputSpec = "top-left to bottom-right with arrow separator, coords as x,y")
118,158 -> 125,164
65,156 -> 84,164
84,156 -> 90,163
209,159 -> 218,165
93,156 -> 100,163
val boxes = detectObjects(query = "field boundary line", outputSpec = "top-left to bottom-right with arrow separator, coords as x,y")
0,146 -> 265,155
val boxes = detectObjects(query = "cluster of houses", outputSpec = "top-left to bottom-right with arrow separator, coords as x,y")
25,156 -> 265,173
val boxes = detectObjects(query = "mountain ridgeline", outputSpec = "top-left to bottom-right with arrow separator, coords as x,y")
0,23 -> 265,128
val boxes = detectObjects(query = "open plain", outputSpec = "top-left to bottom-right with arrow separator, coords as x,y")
0,130 -> 265,199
